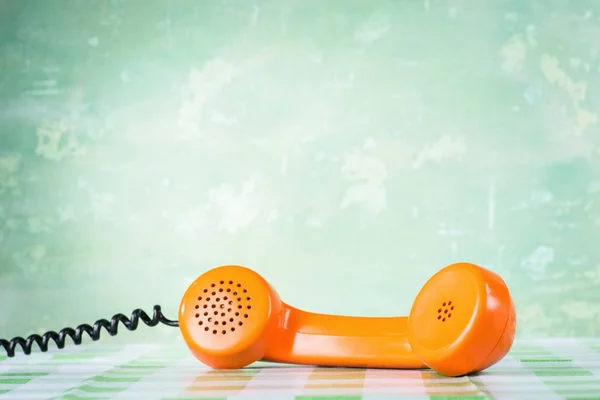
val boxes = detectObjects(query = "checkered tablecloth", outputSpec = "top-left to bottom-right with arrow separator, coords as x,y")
0,338 -> 599,399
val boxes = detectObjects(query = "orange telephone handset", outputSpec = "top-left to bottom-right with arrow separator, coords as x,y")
178,262 -> 516,377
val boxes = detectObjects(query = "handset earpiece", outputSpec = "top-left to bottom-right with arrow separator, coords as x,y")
407,262 -> 516,376
178,262 -> 516,376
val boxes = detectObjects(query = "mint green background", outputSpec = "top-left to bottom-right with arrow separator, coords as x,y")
1,1 -> 599,345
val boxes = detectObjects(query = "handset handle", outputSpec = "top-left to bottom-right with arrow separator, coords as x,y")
263,304 -> 425,368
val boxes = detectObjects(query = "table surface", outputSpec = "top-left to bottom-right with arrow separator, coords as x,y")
0,338 -> 599,399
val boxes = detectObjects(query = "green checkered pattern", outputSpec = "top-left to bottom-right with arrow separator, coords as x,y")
1,339 -> 599,399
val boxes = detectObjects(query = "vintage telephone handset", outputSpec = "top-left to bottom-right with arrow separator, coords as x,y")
0,262 -> 516,377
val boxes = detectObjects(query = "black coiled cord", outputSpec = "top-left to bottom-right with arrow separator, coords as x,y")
0,305 -> 179,357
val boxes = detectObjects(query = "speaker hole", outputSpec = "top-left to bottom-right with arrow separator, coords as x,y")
195,305 -> 199,309
444,309 -> 448,314
442,318 -> 446,322
203,289 -> 208,293
204,327 -> 209,331
247,297 -> 251,301
247,305 -> 251,309
448,313 -> 452,317
237,284 -> 241,287
229,318 -> 234,322
227,308 -> 232,312
208,318 -> 212,322
211,292 -> 216,296
203,305 -> 207,309
204,312 -> 208,316
216,298 -> 220,302
211,304 -> 216,309
451,306 -> 454,310
227,288 -> 231,292
199,321 -> 203,325
219,280 -> 224,284
214,321 -> 218,325
206,297 -> 210,301
222,330 -> 226,334
237,297 -> 241,301
235,312 -> 240,316
213,311 -> 218,315
197,297 -> 202,301
212,330 -> 217,334
437,309 -> 441,313
195,313 -> 199,318
243,314 -> 248,318
211,283 -> 215,288
233,291 -> 238,295
224,296 -> 228,300
437,315 -> 441,320
442,302 -> 446,306
219,288 -> 223,292
231,327 -> 235,332
229,280 -> 233,284
448,301 -> 452,305
238,321 -> 243,326
221,312 -> 225,317
243,289 -> 247,293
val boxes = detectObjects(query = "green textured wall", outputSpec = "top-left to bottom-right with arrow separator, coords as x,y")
1,0 -> 600,346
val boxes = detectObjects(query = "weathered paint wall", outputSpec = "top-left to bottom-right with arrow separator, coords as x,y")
1,0 -> 599,342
